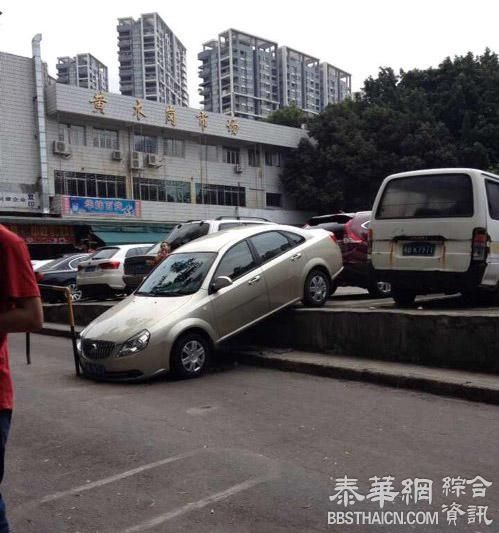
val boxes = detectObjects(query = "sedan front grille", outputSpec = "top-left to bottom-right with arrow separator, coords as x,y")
82,339 -> 115,360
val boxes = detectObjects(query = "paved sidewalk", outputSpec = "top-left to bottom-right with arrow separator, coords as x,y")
39,323 -> 499,404
230,347 -> 499,405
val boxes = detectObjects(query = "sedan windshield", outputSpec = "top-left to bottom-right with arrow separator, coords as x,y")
136,252 -> 216,297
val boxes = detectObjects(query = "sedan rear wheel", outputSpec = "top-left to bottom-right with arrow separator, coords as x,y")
171,333 -> 211,379
303,269 -> 330,307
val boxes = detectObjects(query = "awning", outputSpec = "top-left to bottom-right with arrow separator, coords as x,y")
93,231 -> 166,245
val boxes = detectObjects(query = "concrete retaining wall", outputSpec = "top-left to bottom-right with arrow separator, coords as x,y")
44,302 -> 499,373
233,308 -> 499,373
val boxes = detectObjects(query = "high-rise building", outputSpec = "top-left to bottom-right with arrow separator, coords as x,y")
198,29 -> 280,120
320,62 -> 352,108
117,13 -> 188,106
199,29 -> 351,119
56,54 -> 108,92
278,47 -> 321,114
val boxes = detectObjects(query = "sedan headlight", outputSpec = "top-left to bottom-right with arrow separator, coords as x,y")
76,337 -> 82,355
118,330 -> 150,357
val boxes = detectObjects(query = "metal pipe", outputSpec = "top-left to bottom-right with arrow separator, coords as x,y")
32,34 -> 50,215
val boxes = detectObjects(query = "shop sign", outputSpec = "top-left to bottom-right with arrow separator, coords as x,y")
62,196 -> 141,218
0,192 -> 40,210
6,224 -> 74,244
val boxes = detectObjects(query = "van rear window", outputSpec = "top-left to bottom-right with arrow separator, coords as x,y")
376,174 -> 473,219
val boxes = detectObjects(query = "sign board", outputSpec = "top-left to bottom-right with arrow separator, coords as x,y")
62,196 -> 141,218
5,224 -> 75,244
0,192 -> 40,210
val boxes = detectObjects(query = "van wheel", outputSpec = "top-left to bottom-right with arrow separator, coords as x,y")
391,288 -> 416,307
303,269 -> 330,307
368,281 -> 392,298
171,332 -> 211,379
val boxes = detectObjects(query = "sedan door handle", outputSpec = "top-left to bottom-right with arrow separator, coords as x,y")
291,253 -> 302,262
248,275 -> 261,286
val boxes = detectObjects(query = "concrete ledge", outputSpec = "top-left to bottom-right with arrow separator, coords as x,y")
233,348 -> 499,405
232,307 -> 499,373
43,302 -> 113,327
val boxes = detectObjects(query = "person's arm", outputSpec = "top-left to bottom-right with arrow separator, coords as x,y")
0,297 -> 43,334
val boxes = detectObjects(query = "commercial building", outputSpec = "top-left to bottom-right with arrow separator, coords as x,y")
198,29 -> 351,120
0,41 -> 308,258
56,53 -> 109,92
117,13 -> 188,106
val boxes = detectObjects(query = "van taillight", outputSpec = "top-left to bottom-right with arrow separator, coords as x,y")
472,228 -> 489,262
367,229 -> 373,256
100,261 -> 121,270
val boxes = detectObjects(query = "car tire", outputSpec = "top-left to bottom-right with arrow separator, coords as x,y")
303,269 -> 330,307
391,287 -> 416,307
368,281 -> 392,298
67,283 -> 83,303
171,332 -> 211,379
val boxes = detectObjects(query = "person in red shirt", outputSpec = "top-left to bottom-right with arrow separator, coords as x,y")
0,225 -> 43,532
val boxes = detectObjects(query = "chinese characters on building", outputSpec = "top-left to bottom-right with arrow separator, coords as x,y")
89,91 -> 107,114
133,99 -> 146,121
165,105 -> 176,127
196,111 -> 208,132
226,117 -> 240,135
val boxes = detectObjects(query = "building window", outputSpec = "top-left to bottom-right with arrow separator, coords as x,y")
164,138 -> 185,158
248,148 -> 260,167
58,124 -> 86,146
54,171 -> 126,199
196,184 -> 245,207
132,178 -> 191,203
264,151 -> 281,167
266,193 -> 282,208
134,134 -> 158,154
200,144 -> 218,162
93,128 -> 119,150
223,147 -> 240,165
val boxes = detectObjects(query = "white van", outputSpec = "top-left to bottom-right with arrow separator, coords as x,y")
370,168 -> 499,305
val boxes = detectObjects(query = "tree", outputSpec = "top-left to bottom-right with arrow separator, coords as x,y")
280,49 -> 499,213
266,103 -> 308,128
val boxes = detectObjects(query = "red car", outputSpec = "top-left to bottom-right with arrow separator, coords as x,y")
338,211 -> 391,297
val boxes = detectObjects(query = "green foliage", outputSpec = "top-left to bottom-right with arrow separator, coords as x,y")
281,49 -> 499,212
266,103 -> 309,128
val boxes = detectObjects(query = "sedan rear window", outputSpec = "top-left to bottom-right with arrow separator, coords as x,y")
376,174 -> 473,219
90,247 -> 119,260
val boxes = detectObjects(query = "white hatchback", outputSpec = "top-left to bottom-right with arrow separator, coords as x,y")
77,244 -> 153,299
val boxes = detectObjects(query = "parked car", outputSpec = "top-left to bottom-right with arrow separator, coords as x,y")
304,213 -> 355,242
36,254 -> 91,302
370,168 -> 499,305
78,224 -> 343,381
32,259 -> 54,271
123,217 -> 275,293
338,212 -> 391,297
77,244 -> 153,300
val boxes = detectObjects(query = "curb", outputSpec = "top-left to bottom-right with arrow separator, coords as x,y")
234,350 -> 499,406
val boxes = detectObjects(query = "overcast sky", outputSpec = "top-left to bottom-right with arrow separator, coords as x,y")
1,0 -> 497,108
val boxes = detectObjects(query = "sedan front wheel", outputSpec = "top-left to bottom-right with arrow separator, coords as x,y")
171,333 -> 211,379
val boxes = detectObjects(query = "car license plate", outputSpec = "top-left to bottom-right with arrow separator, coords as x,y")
85,266 -> 96,272
83,362 -> 105,376
402,242 -> 435,256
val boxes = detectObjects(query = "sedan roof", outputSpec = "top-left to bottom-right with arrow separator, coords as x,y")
175,224 -> 306,253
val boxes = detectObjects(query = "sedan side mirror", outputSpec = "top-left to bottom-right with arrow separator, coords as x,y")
211,275 -> 233,293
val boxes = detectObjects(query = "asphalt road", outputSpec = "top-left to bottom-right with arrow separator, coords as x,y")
4,334 -> 499,533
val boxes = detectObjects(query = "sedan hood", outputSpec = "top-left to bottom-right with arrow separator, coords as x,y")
82,294 -> 194,342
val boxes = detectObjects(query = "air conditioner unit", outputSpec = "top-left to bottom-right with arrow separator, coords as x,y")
111,150 -> 123,161
53,140 -> 71,156
234,164 -> 243,174
146,153 -> 161,167
130,151 -> 144,170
